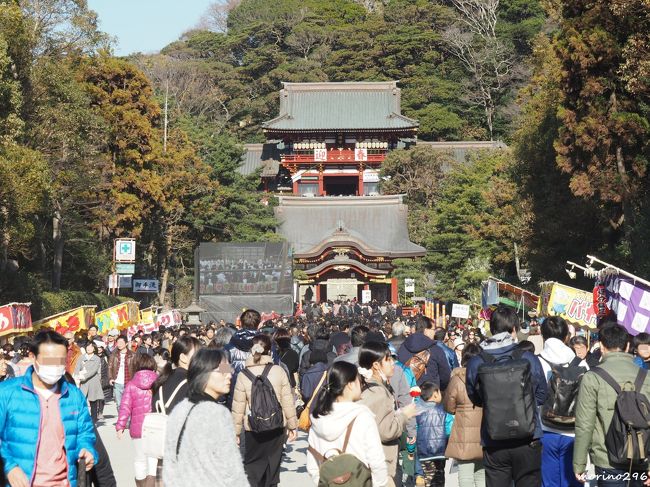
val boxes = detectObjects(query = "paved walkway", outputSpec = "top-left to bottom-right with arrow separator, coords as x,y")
99,400 -> 461,486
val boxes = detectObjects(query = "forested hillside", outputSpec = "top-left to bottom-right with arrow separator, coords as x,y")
1,0 -> 648,307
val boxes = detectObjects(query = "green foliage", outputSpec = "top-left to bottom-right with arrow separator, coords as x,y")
158,0 -> 545,142
179,116 -> 278,242
548,0 -> 650,275
404,149 -> 530,301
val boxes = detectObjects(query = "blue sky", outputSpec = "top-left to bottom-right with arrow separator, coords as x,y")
88,0 -> 215,56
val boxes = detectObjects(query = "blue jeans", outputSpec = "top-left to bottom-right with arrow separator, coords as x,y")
594,467 -> 648,487
113,382 -> 125,410
541,432 -> 581,487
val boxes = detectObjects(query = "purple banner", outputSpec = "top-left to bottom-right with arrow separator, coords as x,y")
605,277 -> 650,335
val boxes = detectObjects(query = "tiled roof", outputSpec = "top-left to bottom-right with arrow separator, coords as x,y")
263,82 -> 419,132
274,195 -> 426,258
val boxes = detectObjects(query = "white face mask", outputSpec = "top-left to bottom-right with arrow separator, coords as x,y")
35,362 -> 66,385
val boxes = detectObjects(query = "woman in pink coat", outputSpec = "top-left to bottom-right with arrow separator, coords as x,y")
116,353 -> 159,487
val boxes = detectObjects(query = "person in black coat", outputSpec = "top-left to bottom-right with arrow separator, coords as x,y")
152,336 -> 202,414
397,315 -> 452,391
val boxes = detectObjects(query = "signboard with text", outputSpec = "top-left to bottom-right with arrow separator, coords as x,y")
362,289 -> 372,304
314,148 -> 327,161
133,279 -> 160,293
538,282 -> 597,329
116,263 -> 135,275
405,278 -> 416,293
355,148 -> 368,161
451,303 -> 470,319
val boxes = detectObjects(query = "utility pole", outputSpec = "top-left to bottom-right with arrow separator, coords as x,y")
163,78 -> 169,153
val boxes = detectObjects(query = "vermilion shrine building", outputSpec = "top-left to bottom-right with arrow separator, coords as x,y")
239,81 -> 501,303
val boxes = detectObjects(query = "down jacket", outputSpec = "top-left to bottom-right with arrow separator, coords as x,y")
416,400 -> 453,460
0,368 -> 97,487
231,355 -> 298,435
116,369 -> 158,438
443,367 -> 483,461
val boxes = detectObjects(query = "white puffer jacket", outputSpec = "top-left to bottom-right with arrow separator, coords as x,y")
307,402 -> 387,487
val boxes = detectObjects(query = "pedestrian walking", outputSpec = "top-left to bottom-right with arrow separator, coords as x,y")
115,353 -> 159,487
415,381 -> 453,487
444,343 -> 485,487
0,329 -> 96,486
573,323 -> 650,487
397,315 -> 451,390
307,361 -> 388,486
96,341 -> 111,420
152,336 -> 202,415
74,341 -> 104,423
538,316 -> 588,487
232,333 -> 298,487
108,334 -> 134,408
163,348 -> 250,487
465,305 -> 548,487
358,340 -> 418,487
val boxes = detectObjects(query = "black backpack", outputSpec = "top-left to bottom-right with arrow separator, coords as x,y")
541,356 -> 587,430
591,367 -> 650,471
477,349 -> 537,441
241,364 -> 284,433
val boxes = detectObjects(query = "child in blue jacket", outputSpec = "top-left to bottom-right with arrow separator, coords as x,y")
416,381 -> 454,487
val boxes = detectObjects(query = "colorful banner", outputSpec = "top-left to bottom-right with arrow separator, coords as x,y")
96,301 -> 139,333
0,303 -> 32,337
538,282 -> 597,329
155,310 -> 182,329
138,307 -> 158,326
33,306 -> 96,335
605,277 -> 650,335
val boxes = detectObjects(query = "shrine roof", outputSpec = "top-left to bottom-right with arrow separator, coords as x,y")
274,195 -> 426,258
238,143 -> 281,177
263,82 -> 419,132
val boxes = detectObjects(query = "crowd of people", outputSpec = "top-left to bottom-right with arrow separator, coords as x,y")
0,303 -> 649,487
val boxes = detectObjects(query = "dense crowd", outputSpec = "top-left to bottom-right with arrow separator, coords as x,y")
0,302 -> 649,487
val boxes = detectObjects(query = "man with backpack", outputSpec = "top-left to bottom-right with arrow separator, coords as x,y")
538,316 -> 588,487
573,323 -> 650,487
397,315 -> 451,390
465,306 -> 548,487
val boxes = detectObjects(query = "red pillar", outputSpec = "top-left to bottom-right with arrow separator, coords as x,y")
391,277 -> 399,304
293,180 -> 298,194
315,284 -> 321,302
318,171 -> 324,196
358,166 -> 364,196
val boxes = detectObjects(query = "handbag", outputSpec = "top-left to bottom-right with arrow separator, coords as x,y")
298,371 -> 328,432
142,379 -> 187,459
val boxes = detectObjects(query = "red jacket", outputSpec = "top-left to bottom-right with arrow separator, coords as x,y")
116,369 -> 158,438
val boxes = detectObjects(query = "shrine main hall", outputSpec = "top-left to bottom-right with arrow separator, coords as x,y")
239,81 -> 501,303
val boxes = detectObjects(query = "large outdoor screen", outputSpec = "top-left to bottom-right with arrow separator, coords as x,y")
197,242 -> 293,295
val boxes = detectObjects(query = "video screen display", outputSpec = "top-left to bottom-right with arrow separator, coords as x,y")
198,242 -> 293,295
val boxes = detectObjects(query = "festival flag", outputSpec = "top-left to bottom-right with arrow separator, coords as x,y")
605,277 -> 650,335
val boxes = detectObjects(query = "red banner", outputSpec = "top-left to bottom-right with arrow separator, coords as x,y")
0,303 -> 33,337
